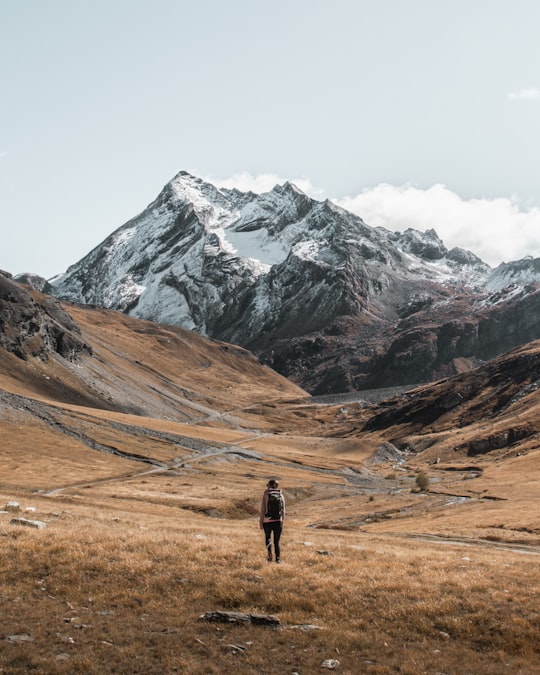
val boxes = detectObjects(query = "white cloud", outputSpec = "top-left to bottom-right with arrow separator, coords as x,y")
335,184 -> 540,267
508,86 -> 540,101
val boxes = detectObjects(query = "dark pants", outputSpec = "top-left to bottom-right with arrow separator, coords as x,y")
263,521 -> 283,560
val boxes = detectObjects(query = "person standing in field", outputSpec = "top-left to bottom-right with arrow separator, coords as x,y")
260,478 -> 285,563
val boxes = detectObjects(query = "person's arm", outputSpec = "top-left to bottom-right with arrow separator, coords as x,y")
281,492 -> 285,522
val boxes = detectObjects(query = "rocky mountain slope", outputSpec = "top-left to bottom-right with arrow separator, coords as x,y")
355,338 -> 540,460
2,270 -> 538,463
0,271 -> 305,418
0,271 -> 91,363
47,172 -> 540,394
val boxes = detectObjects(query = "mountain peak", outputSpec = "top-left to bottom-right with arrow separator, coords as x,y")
281,180 -> 306,195
161,171 -> 233,223
393,227 -> 447,260
49,171 -> 539,395
169,170 -> 217,195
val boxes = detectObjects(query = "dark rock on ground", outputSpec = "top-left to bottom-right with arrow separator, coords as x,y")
199,611 -> 280,627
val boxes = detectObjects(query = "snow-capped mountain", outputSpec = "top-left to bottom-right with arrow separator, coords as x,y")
49,171 -> 540,394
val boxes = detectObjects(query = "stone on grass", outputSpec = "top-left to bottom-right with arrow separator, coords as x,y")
5,501 -> 20,512
199,611 -> 280,627
321,659 -> 340,669
288,623 -> 322,632
5,633 -> 33,643
10,517 -> 47,529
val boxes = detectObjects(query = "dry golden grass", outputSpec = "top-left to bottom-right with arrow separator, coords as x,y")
1,300 -> 539,673
1,402 -> 540,675
1,495 -> 539,675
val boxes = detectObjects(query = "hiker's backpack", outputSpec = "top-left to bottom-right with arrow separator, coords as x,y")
266,489 -> 283,519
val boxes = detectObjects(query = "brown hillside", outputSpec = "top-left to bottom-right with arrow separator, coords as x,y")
1,278 -> 539,673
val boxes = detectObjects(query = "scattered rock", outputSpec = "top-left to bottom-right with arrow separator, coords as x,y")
4,633 -> 33,643
288,624 -> 322,632
5,501 -> 21,512
367,442 -> 404,465
199,611 -> 280,627
10,517 -> 47,529
316,550 -> 334,556
321,658 -> 340,669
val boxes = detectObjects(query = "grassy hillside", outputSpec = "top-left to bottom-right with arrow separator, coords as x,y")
1,289 -> 539,673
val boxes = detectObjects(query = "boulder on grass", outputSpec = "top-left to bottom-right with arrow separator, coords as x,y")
199,611 -> 280,627
10,517 -> 47,529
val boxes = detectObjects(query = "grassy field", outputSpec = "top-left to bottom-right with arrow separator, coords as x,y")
1,452 -> 539,675
1,297 -> 539,673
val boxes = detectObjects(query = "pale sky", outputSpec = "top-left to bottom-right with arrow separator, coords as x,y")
1,0 -> 540,278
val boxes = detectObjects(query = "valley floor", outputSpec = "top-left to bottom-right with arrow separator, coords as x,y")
1,291 -> 538,673
1,402 -> 539,674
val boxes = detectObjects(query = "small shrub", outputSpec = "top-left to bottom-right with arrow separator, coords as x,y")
415,471 -> 430,492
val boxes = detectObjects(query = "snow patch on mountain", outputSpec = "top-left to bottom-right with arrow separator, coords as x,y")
485,256 -> 540,292
292,240 -> 319,262
224,227 -> 288,267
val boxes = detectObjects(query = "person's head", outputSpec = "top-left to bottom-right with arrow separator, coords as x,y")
267,478 -> 279,489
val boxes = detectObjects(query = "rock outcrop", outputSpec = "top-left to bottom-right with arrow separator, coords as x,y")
0,272 -> 90,362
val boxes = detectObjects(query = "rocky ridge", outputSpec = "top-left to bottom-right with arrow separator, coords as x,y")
0,270 -> 90,362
